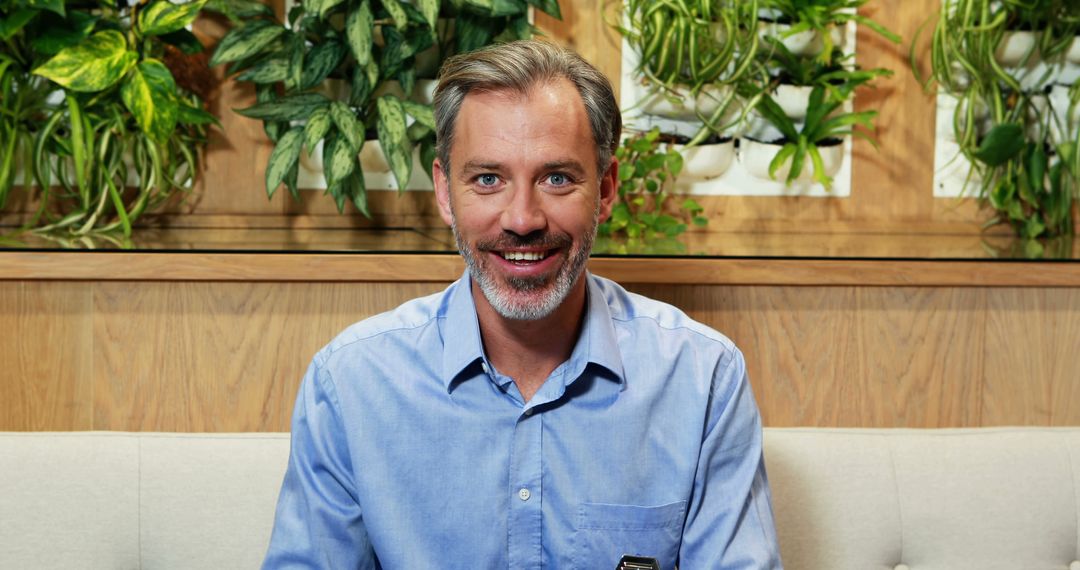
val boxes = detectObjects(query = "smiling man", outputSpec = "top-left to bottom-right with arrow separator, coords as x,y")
263,40 -> 781,569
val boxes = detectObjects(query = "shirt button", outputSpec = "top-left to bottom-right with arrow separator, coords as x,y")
518,488 -> 531,501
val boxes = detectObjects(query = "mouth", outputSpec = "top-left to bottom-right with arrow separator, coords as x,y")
499,250 -> 551,264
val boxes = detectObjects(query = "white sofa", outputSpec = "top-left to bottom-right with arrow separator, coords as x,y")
2,428 -> 1079,569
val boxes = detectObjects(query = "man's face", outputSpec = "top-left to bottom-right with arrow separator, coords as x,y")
433,78 -> 616,321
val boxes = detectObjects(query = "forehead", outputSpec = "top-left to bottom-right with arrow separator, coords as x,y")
450,79 -> 596,168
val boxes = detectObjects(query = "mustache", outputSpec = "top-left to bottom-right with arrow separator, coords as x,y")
476,231 -> 572,252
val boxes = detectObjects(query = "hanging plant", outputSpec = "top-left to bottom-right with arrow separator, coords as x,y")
0,0 -> 217,239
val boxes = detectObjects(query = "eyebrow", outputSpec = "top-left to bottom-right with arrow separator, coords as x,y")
459,159 -> 588,175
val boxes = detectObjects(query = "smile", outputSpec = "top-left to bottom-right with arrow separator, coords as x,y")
501,251 -> 548,262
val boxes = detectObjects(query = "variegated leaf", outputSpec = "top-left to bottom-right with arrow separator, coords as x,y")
318,0 -> 346,19
377,94 -> 412,191
209,20 -> 284,66
140,0 -> 208,37
346,0 -> 373,66
401,100 -> 434,130
417,0 -> 438,29
33,30 -> 136,92
303,108 -> 332,154
382,0 -> 408,31
526,0 -> 560,18
347,169 -> 370,218
330,101 -> 364,152
300,39 -> 346,89
120,59 -> 179,143
324,132 -> 357,188
265,126 -> 304,198
235,92 -> 330,121
236,57 -> 287,84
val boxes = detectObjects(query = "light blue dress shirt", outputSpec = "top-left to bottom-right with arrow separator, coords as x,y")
264,272 -> 781,569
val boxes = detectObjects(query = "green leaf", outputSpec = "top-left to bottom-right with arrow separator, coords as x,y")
401,100 -> 435,130
26,0 -> 64,16
417,0 -> 438,29
235,92 -> 330,121
491,0 -> 527,17
33,30 -> 136,92
236,57 -> 287,84
177,102 -> 219,126
0,9 -> 36,41
526,0 -> 560,18
330,101 -> 364,151
204,0 -> 272,19
140,0 -> 208,37
265,127 -> 304,198
28,11 -> 97,54
159,29 -> 205,54
383,0 -> 409,31
377,94 -> 412,190
972,123 -> 1024,167
209,20 -> 284,66
121,59 -> 180,144
285,32 -> 304,90
324,132 -> 357,187
303,108 -> 332,154
300,39 -> 347,89
318,0 -> 347,19
455,13 -> 496,54
346,0 -> 374,67
347,169 -> 370,217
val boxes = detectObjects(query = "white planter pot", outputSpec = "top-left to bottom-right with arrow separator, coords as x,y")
995,30 -> 1039,66
641,84 -> 740,124
771,84 -> 814,121
739,138 -> 843,183
1066,36 -> 1080,64
757,22 -> 842,58
675,139 -> 736,180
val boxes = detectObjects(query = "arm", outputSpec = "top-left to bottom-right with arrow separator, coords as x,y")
678,347 -> 783,569
263,360 -> 376,569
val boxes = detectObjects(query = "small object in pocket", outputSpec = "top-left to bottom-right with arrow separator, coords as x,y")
616,554 -> 660,569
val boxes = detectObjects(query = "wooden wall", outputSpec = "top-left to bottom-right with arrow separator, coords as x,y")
4,279 -> 1078,431
141,0 -> 1011,235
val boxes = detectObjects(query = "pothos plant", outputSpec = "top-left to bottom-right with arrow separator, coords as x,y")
211,0 -> 561,216
0,0 -> 217,239
598,127 -> 706,240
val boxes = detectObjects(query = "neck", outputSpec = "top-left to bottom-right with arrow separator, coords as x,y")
473,276 -> 588,402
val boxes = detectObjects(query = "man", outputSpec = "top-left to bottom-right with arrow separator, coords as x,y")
264,40 -> 781,569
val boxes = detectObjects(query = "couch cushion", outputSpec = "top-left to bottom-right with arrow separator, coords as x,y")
0,432 -> 140,569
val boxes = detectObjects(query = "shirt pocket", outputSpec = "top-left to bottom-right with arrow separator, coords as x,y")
573,500 -> 686,570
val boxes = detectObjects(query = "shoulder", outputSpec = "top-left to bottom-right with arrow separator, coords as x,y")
311,283 -> 453,368
590,273 -> 737,352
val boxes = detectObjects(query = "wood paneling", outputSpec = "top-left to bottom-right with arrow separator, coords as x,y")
983,288 -> 1080,426
91,282 -> 446,431
0,282 -> 93,430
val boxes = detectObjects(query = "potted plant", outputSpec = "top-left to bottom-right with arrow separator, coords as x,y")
211,0 -> 562,215
742,84 -> 877,188
917,0 -> 1080,240
1,0 -> 216,239
757,0 -> 900,62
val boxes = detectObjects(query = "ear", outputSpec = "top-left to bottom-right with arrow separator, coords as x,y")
596,156 -> 618,224
433,158 -> 454,226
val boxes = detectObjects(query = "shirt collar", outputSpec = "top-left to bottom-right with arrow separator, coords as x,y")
439,272 -> 627,392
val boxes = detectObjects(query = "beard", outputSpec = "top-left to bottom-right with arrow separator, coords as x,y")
451,199 -> 599,321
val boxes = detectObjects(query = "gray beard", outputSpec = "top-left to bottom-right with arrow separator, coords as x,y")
451,200 -> 599,321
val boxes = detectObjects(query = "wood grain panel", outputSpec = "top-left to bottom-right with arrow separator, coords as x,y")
91,281 -> 446,431
852,287 -> 985,427
0,282 -> 93,430
534,0 -> 622,101
983,288 -> 1080,426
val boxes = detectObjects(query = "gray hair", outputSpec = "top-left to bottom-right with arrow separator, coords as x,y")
433,39 -> 621,179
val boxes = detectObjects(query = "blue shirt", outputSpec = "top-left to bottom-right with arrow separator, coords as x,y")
264,273 -> 781,569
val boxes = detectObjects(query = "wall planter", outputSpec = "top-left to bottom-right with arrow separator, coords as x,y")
740,137 -> 843,182
676,137 -> 736,180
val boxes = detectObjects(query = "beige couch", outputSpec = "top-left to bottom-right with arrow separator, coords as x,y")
2,428 -> 1079,569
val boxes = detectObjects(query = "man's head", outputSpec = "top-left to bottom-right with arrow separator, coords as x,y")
432,40 -> 621,321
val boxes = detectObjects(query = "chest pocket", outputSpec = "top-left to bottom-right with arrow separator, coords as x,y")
573,501 -> 686,570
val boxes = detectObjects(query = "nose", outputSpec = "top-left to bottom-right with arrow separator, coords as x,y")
500,185 -> 547,237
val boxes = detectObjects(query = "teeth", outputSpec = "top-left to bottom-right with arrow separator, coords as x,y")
502,251 -> 545,261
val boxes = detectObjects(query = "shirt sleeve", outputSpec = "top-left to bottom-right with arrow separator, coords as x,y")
263,359 -> 377,569
678,346 -> 783,569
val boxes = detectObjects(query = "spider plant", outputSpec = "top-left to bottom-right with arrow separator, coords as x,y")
759,0 -> 901,63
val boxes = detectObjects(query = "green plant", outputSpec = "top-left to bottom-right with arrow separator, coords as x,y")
753,84 -> 878,187
211,0 -> 561,215
759,0 -> 900,62
761,38 -> 891,100
598,127 -> 706,239
0,0 -> 216,238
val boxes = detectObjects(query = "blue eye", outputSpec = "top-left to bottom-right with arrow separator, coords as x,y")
478,174 -> 498,186
548,173 -> 569,186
